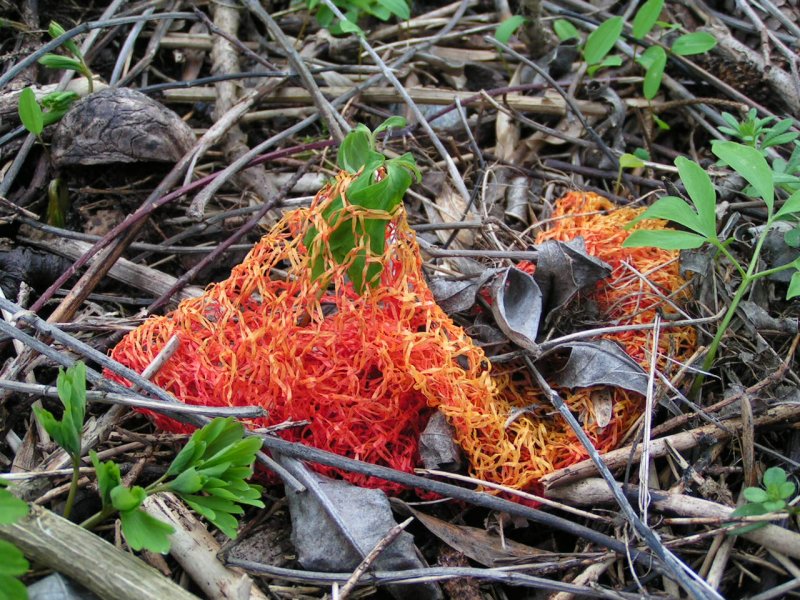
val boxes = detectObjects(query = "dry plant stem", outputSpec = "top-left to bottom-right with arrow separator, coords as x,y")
337,517 -> 415,600
241,0 -> 346,142
638,315 -> 660,525
0,380 -> 265,418
523,359 -> 722,600
188,0 -> 471,214
143,493 -> 269,600
109,6 -> 154,84
550,558 -> 615,600
540,403 -> 800,489
228,558 -> 639,598
317,0 -> 471,203
546,478 -> 800,560
208,0 -> 279,204
0,504 -> 199,600
487,37 -> 619,170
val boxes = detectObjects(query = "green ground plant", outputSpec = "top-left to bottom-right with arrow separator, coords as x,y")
32,362 -> 264,553
300,0 -> 409,35
728,467 -> 797,535
39,21 -> 94,92
623,141 -> 800,393
304,116 -> 420,292
0,479 -> 29,600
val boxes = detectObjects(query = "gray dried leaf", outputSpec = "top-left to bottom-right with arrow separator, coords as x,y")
739,300 -> 798,334
534,238 -> 611,326
286,472 -> 441,600
27,573 -> 99,600
419,412 -> 461,471
429,270 -> 496,314
490,267 -> 542,354
551,339 -> 648,396
401,503 -> 544,567
53,87 -> 195,167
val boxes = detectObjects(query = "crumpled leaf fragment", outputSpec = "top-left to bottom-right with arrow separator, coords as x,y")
490,267 -> 542,354
551,339 -> 649,396
419,412 -> 462,471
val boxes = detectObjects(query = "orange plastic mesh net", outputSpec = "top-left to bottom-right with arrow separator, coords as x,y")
110,180 -> 694,494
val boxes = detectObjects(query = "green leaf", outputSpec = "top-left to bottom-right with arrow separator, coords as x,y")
0,573 -> 28,600
17,87 -> 43,136
373,115 -> 406,136
0,483 -> 28,525
626,195 -> 706,235
785,227 -> 800,248
378,0 -> 409,20
762,500 -> 786,512
632,0 -> 664,39
90,450 -> 122,509
338,127 -> 374,173
119,508 -> 174,553
0,540 -> 28,576
584,17 -> 623,66
48,20 -> 81,58
671,31 -> 717,55
633,147 -> 651,161
639,45 -> 666,99
495,15 -> 527,44
165,438 -> 203,477
763,466 -> 788,488
775,189 -> 800,220
620,153 -> 646,169
586,54 -> 623,76
111,485 -> 146,513
553,18 -> 579,41
652,114 -> 670,130
730,502 -> 769,518
788,270 -> 800,299
743,487 -> 769,503
37,54 -> 83,71
168,468 -> 205,495
336,17 -> 363,35
623,229 -> 707,249
778,481 -> 796,499
712,141 -> 774,212
675,156 -> 718,237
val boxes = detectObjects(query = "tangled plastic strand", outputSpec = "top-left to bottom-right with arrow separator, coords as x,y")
111,184 -> 695,494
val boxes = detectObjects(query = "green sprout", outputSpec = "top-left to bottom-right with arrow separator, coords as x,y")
728,467 -> 797,535
39,21 -> 94,93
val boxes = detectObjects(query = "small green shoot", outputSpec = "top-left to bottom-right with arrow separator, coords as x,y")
39,21 -> 94,92
718,108 -> 799,155
615,152 -> 647,194
17,88 -> 78,139
623,142 -> 800,393
584,16 -> 623,73
495,15 -> 527,44
301,0 -> 408,36
33,362 -> 86,519
728,467 -> 797,535
553,18 -> 579,41
304,116 -> 420,293
0,479 -> 30,600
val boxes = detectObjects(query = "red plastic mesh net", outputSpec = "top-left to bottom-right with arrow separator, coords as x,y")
110,178 -> 694,494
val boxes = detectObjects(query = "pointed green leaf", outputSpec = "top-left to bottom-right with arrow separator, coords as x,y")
553,19 -> 579,41
119,508 -> 174,553
712,141 -> 774,212
775,189 -> 800,220
167,467 -> 205,495
675,156 -> 718,237
0,540 -> 28,576
378,0 -> 410,20
18,87 -> 43,136
338,128 -> 374,173
90,450 -> 121,509
37,54 -> 83,71
623,229 -> 707,249
671,31 -> 717,55
495,15 -> 527,44
632,0 -> 663,39
584,17 -> 623,66
48,20 -> 81,57
373,115 -> 406,136
0,573 -> 28,600
626,195 -> 706,235
639,45 -> 666,99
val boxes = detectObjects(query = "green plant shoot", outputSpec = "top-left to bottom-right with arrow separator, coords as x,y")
301,0 -> 409,36
304,116 -> 420,293
623,142 -> 800,393
728,467 -> 797,535
33,362 -> 87,519
39,21 -> 94,92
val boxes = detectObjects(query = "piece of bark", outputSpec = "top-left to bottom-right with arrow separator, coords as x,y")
0,504 -> 199,600
52,87 -> 195,167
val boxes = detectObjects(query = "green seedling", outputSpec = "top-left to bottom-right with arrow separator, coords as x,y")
17,88 -> 78,138
33,362 -> 86,519
615,152 -> 647,194
39,21 -> 94,92
718,108 -> 799,155
623,142 -> 800,393
0,479 -> 29,600
300,0 -> 409,36
728,467 -> 797,535
83,416 -> 264,552
304,116 -> 420,292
